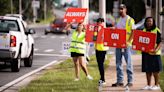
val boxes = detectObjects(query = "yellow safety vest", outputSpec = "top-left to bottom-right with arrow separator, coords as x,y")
69,30 -> 86,54
143,27 -> 161,55
125,16 -> 135,46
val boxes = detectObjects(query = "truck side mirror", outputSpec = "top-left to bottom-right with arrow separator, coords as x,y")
26,29 -> 35,34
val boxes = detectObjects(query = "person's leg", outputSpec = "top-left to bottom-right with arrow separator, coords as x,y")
146,72 -> 152,86
79,56 -> 93,80
153,72 -> 160,86
116,48 -> 123,83
79,56 -> 89,76
124,47 -> 133,84
96,50 -> 106,81
73,57 -> 80,79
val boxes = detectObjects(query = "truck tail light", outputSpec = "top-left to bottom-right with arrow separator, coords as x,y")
10,35 -> 16,47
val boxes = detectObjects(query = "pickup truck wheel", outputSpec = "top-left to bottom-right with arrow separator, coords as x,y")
11,53 -> 21,72
24,47 -> 33,67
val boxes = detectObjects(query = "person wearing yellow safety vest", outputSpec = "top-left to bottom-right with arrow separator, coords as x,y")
69,23 -> 93,81
141,17 -> 162,90
111,4 -> 135,87
94,18 -> 109,86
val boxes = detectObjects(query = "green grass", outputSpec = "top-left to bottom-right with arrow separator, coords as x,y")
160,55 -> 164,91
19,55 -> 110,92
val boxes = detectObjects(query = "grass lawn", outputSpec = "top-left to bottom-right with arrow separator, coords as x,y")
19,56 -> 110,92
160,55 -> 164,91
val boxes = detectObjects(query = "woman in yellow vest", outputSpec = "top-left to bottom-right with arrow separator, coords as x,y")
141,17 -> 163,90
69,23 -> 93,81
94,18 -> 109,85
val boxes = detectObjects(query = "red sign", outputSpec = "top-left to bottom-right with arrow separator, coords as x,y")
104,28 -> 126,48
64,8 -> 87,23
132,30 -> 156,52
85,24 -> 104,43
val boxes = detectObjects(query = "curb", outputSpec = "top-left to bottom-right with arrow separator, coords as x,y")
0,60 -> 63,92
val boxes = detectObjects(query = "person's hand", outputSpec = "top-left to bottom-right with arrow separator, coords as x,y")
64,22 -> 72,30
149,49 -> 156,55
110,27 -> 116,30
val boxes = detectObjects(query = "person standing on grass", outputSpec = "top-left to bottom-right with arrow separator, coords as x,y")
141,17 -> 163,90
69,22 -> 93,81
111,4 -> 135,87
94,18 -> 109,85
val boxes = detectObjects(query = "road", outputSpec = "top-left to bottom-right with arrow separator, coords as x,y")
0,25 -> 71,87
0,8 -> 116,90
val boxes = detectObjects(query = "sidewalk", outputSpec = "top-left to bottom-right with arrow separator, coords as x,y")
102,55 -> 162,92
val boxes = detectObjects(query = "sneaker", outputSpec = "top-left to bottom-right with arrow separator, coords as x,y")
99,80 -> 106,86
125,83 -> 133,87
112,82 -> 124,87
87,75 -> 93,80
74,78 -> 79,81
150,86 -> 160,90
142,85 -> 152,90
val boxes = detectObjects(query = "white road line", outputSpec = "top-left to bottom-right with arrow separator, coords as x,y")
44,49 -> 54,52
34,48 -> 39,52
34,53 -> 69,57
41,36 -> 46,38
0,60 -> 58,92
60,36 -> 65,39
32,35 -> 39,38
51,36 -> 56,39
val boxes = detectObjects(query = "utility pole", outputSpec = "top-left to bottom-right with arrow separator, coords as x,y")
10,0 -> 13,14
44,0 -> 47,20
159,0 -> 163,33
19,0 -> 22,14
99,0 -> 106,27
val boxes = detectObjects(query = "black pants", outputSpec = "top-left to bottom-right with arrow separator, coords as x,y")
96,50 -> 107,81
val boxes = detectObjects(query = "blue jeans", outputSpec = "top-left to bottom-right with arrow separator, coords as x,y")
115,47 -> 133,83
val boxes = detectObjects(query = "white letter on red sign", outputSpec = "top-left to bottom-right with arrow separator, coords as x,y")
139,36 -> 150,44
111,33 -> 119,40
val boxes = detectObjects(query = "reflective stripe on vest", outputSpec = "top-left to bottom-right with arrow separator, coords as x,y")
126,16 -> 135,46
143,27 -> 161,55
69,30 -> 86,54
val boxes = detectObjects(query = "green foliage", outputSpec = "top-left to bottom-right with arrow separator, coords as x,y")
0,0 -> 53,22
19,56 -> 110,92
0,0 -> 11,15
122,0 -> 146,22
90,0 -> 146,23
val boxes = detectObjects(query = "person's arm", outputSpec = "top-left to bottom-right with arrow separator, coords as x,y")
64,23 -> 71,30
151,30 -> 162,54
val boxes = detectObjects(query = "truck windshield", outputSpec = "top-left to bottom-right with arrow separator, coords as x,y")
0,19 -> 19,32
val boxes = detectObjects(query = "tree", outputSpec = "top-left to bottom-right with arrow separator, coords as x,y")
0,0 -> 11,15
89,0 -> 146,23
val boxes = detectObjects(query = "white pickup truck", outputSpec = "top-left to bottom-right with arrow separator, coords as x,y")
0,16 -> 35,72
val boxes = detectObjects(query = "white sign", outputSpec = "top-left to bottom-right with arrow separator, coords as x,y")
62,42 -> 70,55
32,0 -> 40,8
